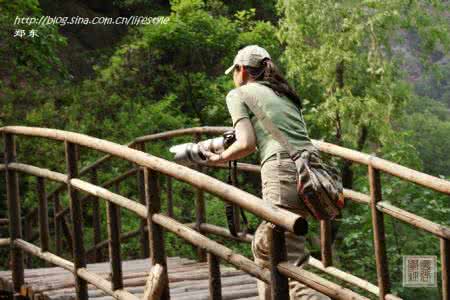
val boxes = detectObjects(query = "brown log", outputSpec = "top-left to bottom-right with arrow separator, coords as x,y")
185,222 -> 253,243
70,179 -> 147,218
368,165 -> 390,299
277,262 -> 370,300
308,256 -> 379,295
37,177 -> 50,252
144,168 -> 170,299
194,133 -> 207,262
315,140 -> 450,195
441,238 -> 449,300
320,220 -> 332,267
376,201 -> 450,239
14,239 -> 74,272
134,127 -> 231,143
77,268 -> 139,300
0,238 -> 10,247
106,201 -> 123,290
53,193 -> 62,256
269,225 -> 289,300
65,141 -> 88,300
0,126 -> 307,236
4,132 -> 24,292
152,213 -> 271,284
135,142 -> 150,258
142,264 -> 165,300
60,215 -> 74,256
54,167 -> 138,221
208,253 -> 222,300
90,168 -> 103,262
166,176 -> 174,218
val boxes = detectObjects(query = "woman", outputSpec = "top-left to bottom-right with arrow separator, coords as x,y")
201,45 -> 330,300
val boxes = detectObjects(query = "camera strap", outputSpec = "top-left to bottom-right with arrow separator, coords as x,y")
225,160 -> 251,237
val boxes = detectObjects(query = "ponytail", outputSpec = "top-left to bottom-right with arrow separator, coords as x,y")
245,58 -> 302,108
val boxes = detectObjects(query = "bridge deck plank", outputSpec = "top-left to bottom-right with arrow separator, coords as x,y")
0,256 -> 257,300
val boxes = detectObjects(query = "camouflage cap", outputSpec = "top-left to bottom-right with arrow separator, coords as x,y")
224,45 -> 271,75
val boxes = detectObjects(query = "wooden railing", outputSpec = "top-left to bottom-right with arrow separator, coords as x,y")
1,126 -> 449,300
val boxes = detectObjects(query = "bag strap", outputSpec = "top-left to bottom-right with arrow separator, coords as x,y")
235,89 -> 302,161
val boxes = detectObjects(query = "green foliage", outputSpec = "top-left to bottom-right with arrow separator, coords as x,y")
276,0 -> 447,158
0,0 -> 67,80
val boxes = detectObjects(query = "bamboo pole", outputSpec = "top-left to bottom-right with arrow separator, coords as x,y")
90,168 -> 103,262
368,164 -> 390,299
65,141 -> 88,300
144,168 -> 170,300
270,225 -> 289,300
320,220 -> 332,267
208,253 -> 222,300
37,177 -> 50,252
4,132 -> 24,292
441,238 -> 449,300
136,143 -> 150,258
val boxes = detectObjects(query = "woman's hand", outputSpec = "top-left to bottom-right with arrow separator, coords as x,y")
199,145 -> 226,163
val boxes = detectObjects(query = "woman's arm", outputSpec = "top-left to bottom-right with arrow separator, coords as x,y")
201,118 -> 257,162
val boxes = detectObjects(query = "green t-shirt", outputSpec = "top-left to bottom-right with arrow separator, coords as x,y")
225,81 -> 315,166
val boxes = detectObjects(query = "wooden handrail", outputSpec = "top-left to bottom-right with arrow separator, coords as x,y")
2,125 -> 449,300
6,162 -> 449,240
0,126 -> 306,235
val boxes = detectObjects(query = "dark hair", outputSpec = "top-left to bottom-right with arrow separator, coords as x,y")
238,58 -> 302,108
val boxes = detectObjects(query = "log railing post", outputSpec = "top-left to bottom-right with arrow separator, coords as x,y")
194,133 -> 207,262
368,163 -> 390,299
230,162 -> 240,234
136,142 -> 150,258
53,192 -> 62,256
113,182 -> 122,231
24,212 -> 33,267
441,238 -> 449,300
270,225 -> 289,300
4,133 -> 24,293
37,177 -> 49,252
65,141 -> 88,300
208,252 -> 222,300
167,176 -> 173,218
144,167 -> 170,299
320,220 -> 332,267
90,168 -> 102,262
106,200 -> 123,290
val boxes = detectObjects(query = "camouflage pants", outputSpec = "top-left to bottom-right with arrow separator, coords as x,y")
252,153 -> 330,300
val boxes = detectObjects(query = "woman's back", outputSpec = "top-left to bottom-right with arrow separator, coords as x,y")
226,80 -> 315,165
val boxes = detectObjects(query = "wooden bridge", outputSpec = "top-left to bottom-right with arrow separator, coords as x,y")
0,126 -> 449,300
